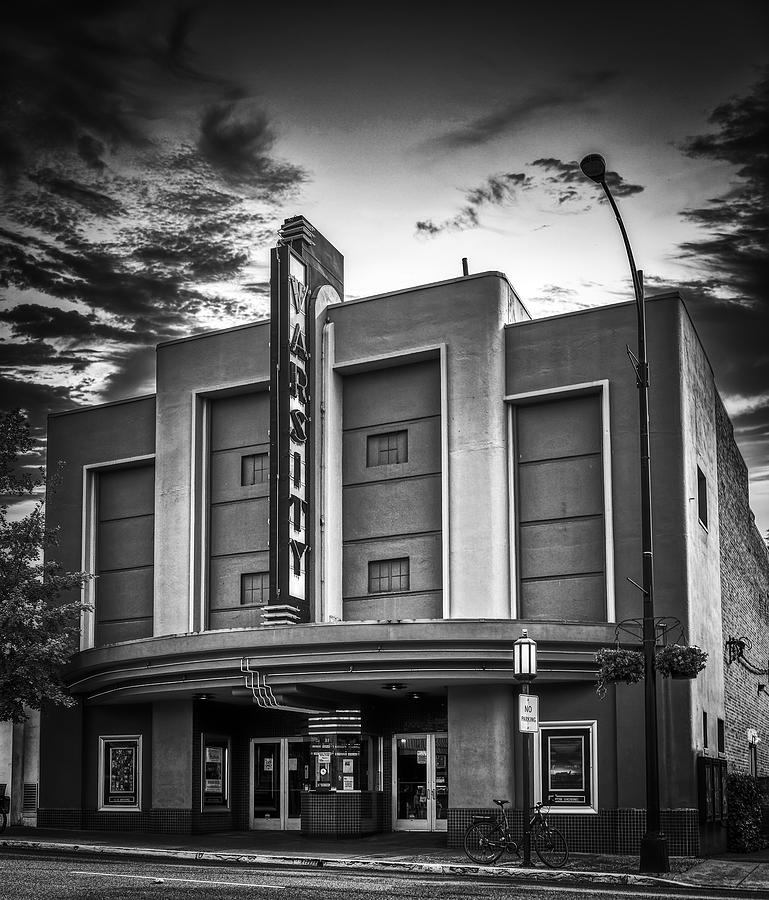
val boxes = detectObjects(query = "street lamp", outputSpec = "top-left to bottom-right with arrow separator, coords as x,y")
579,153 -> 669,874
513,629 -> 537,866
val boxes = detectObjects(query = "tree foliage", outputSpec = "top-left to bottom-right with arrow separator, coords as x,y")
726,772 -> 768,852
0,409 -> 90,723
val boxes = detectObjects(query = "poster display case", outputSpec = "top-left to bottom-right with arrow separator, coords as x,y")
98,735 -> 141,811
201,734 -> 230,809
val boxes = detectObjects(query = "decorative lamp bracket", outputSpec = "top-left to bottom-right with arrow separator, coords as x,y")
725,636 -> 769,678
614,616 -> 685,649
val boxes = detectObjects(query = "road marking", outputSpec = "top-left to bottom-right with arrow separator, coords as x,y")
71,870 -> 284,889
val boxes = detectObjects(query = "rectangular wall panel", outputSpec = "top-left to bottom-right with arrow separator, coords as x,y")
208,391 -> 270,627
342,360 -> 442,620
95,465 -> 154,647
515,393 -> 606,621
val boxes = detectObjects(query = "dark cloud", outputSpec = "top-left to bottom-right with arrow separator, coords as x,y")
424,70 -> 618,152
416,172 -> 530,236
672,67 -> 769,408
27,169 -> 124,217
0,341 -> 89,368
531,158 -> 645,200
0,304 -> 154,344
197,97 -> 306,195
416,160 -> 643,236
0,375 -> 81,425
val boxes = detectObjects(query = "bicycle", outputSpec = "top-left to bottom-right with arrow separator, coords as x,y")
463,798 -> 568,868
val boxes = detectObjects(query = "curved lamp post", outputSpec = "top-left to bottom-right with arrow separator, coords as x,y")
579,153 -> 669,874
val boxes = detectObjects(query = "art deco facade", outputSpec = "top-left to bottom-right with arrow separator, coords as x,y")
28,217 -> 768,854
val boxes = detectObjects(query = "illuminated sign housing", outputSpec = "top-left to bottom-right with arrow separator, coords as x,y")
268,217 -> 343,625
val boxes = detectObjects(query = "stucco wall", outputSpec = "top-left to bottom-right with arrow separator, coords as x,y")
153,323 -> 269,636
330,272 -> 525,618
506,294 -> 704,808
152,700 -> 193,808
448,686 -> 515,806
670,304 -> 724,808
46,397 -> 157,605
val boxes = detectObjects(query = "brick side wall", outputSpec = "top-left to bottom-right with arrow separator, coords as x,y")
716,395 -> 769,774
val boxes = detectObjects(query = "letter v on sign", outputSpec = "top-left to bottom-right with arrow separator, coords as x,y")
289,278 -> 308,314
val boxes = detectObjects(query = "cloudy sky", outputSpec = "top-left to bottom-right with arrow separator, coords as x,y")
1,1 -> 768,536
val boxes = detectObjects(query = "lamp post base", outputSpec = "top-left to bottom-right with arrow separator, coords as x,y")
639,832 -> 670,873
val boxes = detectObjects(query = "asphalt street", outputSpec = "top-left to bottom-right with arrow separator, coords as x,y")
0,850 -> 755,900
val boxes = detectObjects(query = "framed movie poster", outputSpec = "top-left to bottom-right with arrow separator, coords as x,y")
99,735 -> 141,810
202,735 -> 230,809
537,723 -> 596,810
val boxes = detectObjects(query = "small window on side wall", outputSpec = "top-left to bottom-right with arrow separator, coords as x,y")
98,735 -> 141,811
366,430 -> 408,467
241,452 -> 268,486
368,558 -> 410,593
241,572 -> 268,606
697,466 -> 708,528
717,718 -> 725,754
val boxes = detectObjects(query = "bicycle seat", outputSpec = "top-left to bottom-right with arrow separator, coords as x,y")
492,798 -> 510,807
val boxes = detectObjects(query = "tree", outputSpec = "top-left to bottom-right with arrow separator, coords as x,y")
0,409 -> 90,723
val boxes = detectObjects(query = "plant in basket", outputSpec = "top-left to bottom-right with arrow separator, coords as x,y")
595,647 -> 645,699
655,643 -> 708,679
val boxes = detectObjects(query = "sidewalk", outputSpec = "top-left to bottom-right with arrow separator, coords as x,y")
3,826 -> 769,894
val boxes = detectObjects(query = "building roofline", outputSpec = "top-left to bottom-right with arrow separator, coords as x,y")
47,393 -> 156,419
505,290 -> 684,329
331,270 -> 531,317
507,288 -> 718,382
157,318 -> 268,350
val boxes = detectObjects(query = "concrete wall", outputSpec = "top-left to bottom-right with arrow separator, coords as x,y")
153,323 -> 270,636
152,701 -> 193,808
46,397 -> 157,608
506,294 -> 704,809
515,393 -> 606,620
667,304 -> 725,808
95,464 -> 155,645
208,391 -> 270,629
448,686 -> 515,806
330,272 -> 526,618
342,360 -> 442,620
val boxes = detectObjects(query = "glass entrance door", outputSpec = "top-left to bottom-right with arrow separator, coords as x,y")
250,737 -> 312,830
392,733 -> 448,832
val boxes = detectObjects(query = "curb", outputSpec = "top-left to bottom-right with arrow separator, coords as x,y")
0,839 -> 694,889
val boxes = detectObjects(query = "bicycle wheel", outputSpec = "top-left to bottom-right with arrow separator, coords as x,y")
0,810 -> 7,834
463,821 -> 505,864
533,825 -> 568,868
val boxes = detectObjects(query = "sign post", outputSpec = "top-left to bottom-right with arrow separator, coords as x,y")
513,630 -> 538,866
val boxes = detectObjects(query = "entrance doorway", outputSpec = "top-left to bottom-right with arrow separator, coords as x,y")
392,733 -> 448,831
250,737 -> 313,830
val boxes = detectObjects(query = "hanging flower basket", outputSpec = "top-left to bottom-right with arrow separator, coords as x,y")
655,643 -> 708,679
595,647 -> 645,699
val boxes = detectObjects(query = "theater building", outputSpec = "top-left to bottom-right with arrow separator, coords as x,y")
36,216 -> 768,855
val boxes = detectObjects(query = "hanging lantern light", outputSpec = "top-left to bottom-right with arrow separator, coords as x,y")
513,629 -> 537,682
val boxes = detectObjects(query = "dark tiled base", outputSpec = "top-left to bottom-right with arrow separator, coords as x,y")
448,807 -> 700,856
301,791 -> 386,837
39,808 -> 193,833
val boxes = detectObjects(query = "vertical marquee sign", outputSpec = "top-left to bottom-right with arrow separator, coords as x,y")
268,217 -> 343,625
